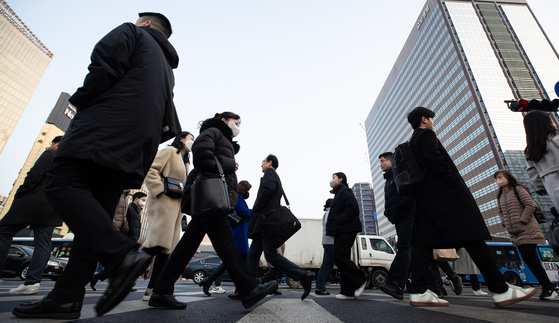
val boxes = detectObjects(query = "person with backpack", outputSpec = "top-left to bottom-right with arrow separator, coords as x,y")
549,207 -> 559,257
404,107 -> 536,307
494,170 -> 558,301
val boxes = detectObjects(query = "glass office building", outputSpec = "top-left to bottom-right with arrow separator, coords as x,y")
0,0 -> 53,155
352,183 -> 377,235
365,0 -> 559,240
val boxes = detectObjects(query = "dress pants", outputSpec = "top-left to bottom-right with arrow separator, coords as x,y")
0,224 -> 55,284
334,232 -> 367,296
517,244 -> 554,291
387,217 -> 413,290
43,157 -> 139,303
153,215 -> 257,296
315,244 -> 335,291
246,235 -> 306,281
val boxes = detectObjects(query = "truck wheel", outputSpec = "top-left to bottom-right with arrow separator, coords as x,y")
193,270 -> 206,284
503,272 -> 521,286
286,276 -> 301,288
371,270 -> 388,289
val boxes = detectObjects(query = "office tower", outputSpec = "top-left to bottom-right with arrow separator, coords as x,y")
0,0 -> 53,155
365,0 -> 559,239
352,182 -> 377,235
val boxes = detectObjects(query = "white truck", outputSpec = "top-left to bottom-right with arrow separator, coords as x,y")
260,219 -> 396,289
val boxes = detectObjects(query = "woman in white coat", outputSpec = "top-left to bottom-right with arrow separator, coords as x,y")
141,132 -> 193,301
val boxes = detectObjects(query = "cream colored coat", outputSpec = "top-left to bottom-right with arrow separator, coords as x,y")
142,146 -> 187,254
527,134 -> 559,210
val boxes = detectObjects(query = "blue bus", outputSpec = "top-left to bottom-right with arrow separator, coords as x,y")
13,237 -> 73,259
474,242 -> 558,286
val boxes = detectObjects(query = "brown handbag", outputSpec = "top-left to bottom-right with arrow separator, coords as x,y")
433,248 -> 459,261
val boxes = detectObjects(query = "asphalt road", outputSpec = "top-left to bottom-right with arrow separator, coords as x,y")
0,278 -> 558,322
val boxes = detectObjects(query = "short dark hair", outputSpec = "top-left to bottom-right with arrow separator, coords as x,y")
138,12 -> 172,38
378,152 -> 392,160
333,172 -> 349,187
324,198 -> 333,210
52,136 -> 63,144
407,107 -> 436,129
266,154 -> 279,169
132,192 -> 147,200
237,180 -> 252,195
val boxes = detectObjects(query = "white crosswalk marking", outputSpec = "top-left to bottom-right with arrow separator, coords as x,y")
238,299 -> 343,323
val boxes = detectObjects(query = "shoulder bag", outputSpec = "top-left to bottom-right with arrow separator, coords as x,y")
191,156 -> 232,218
433,248 -> 459,262
261,188 -> 301,249
163,177 -> 186,199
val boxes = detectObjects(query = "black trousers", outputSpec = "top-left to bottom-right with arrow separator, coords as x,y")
334,232 -> 367,296
387,217 -> 413,289
246,235 -> 305,281
44,157 -> 139,303
153,215 -> 257,296
410,239 -> 508,294
517,244 -> 554,291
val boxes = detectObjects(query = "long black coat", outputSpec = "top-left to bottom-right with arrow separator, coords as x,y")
326,185 -> 362,236
126,202 -> 142,242
0,149 -> 62,226
409,128 -> 491,247
383,168 -> 415,224
247,167 -> 284,239
191,119 -> 239,210
56,23 -> 179,187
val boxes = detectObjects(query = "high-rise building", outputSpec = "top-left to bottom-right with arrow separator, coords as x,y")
352,182 -> 377,235
0,92 -> 75,237
365,0 -> 559,240
0,0 -> 53,155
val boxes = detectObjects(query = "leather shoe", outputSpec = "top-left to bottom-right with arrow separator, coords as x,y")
380,282 -> 404,300
90,273 -> 99,291
228,293 -> 241,300
449,276 -> 463,295
241,281 -> 278,309
95,249 -> 153,316
198,277 -> 213,296
148,293 -> 187,309
300,270 -> 315,300
12,296 -> 82,319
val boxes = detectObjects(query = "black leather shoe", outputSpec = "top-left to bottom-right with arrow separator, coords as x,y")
12,296 -> 82,319
198,277 -> 213,296
90,273 -> 99,291
300,271 -> 315,300
148,293 -> 187,309
449,276 -> 463,295
315,290 -> 330,295
95,249 -> 153,316
241,281 -> 278,309
228,293 -> 241,300
379,283 -> 404,300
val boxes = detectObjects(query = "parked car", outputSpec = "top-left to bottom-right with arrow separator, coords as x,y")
182,256 -> 231,284
1,245 -> 67,281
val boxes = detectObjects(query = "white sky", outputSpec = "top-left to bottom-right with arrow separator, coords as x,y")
1,0 -> 558,220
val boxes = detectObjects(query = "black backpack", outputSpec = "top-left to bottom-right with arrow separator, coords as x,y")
391,132 -> 423,195
512,186 -> 547,224
548,221 -> 559,249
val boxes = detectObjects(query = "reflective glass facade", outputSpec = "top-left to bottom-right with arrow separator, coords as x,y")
365,0 -> 559,240
0,1 -> 53,155
352,183 -> 377,235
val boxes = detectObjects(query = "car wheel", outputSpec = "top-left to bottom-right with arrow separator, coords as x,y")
193,270 -> 206,284
19,265 -> 29,281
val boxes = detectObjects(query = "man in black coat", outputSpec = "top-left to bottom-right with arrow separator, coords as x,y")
126,192 -> 147,242
0,136 -> 63,295
13,13 -> 178,319
405,107 -> 536,307
377,152 -> 415,300
246,154 -> 314,300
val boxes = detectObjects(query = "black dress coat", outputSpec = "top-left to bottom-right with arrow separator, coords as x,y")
326,185 -> 362,236
126,202 -> 142,242
383,168 -> 415,224
56,23 -> 179,188
409,128 -> 491,247
0,149 -> 62,226
247,167 -> 284,239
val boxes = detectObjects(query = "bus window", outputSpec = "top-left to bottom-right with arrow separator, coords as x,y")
488,245 -> 522,270
538,246 -> 558,262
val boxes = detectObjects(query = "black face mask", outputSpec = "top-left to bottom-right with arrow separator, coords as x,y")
242,192 -> 250,199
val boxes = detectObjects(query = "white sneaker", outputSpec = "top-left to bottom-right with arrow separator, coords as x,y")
410,290 -> 449,307
492,283 -> 536,307
335,294 -> 356,300
9,283 -> 40,295
212,286 -> 226,294
354,281 -> 367,298
142,288 -> 153,301
473,289 -> 488,296
540,290 -> 559,301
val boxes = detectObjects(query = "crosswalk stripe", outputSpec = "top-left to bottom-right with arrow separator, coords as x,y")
238,299 -> 343,323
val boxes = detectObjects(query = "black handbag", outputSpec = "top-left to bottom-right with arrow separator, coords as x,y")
227,210 -> 242,224
164,177 -> 186,199
157,45 -> 182,143
191,157 -> 232,218
261,189 -> 301,249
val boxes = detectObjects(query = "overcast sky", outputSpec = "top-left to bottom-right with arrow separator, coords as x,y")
1,0 -> 558,220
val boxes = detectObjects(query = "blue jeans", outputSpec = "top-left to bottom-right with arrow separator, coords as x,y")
387,216 -> 413,289
315,245 -> 334,291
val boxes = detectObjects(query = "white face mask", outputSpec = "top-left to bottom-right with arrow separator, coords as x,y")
139,200 -> 146,207
184,140 -> 193,152
330,178 -> 338,188
228,121 -> 240,138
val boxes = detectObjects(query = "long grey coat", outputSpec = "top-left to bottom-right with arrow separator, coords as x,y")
527,134 -> 559,211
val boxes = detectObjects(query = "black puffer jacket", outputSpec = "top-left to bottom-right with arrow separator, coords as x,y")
326,185 -> 362,235
190,119 -> 239,211
126,202 -> 142,242
383,168 -> 414,224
